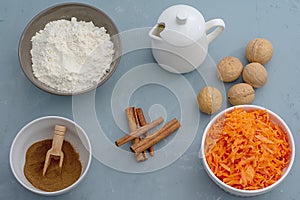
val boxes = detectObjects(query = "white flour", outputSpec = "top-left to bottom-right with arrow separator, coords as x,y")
31,17 -> 114,93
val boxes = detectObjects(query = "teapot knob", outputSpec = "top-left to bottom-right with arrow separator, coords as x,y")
176,11 -> 188,24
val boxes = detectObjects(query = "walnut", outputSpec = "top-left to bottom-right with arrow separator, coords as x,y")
217,56 -> 243,82
228,83 -> 255,105
197,86 -> 222,114
242,63 -> 268,88
246,38 -> 273,64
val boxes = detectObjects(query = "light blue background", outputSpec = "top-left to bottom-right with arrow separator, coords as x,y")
1,0 -> 299,199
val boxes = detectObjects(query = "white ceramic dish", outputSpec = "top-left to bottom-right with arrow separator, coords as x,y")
200,105 -> 295,197
9,116 -> 92,196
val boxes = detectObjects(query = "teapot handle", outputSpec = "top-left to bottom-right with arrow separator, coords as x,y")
205,19 -> 225,44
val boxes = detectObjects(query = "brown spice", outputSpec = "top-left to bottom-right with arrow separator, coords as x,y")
24,139 -> 82,192
130,118 -> 181,153
115,116 -> 163,147
125,107 -> 147,162
136,108 -> 155,156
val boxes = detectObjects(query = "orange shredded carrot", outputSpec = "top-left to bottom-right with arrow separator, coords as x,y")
205,108 -> 291,190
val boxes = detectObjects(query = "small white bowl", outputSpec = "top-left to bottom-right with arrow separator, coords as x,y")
10,116 -> 92,196
200,105 -> 295,197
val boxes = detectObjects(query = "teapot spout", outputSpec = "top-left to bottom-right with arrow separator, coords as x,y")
149,23 -> 165,40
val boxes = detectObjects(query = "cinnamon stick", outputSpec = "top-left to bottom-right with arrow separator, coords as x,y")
136,108 -> 155,156
115,116 -> 164,147
130,118 -> 180,153
133,108 -> 148,160
125,107 -> 146,162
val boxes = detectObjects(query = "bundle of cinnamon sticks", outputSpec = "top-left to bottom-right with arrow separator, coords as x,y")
115,107 -> 181,162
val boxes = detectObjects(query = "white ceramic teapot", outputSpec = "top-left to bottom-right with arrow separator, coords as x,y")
149,5 -> 225,73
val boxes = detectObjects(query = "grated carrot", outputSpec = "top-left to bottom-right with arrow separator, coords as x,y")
205,108 -> 291,190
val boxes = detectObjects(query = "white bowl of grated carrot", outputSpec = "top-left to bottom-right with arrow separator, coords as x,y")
200,105 -> 295,197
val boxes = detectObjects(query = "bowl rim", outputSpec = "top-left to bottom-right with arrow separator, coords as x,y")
18,2 -> 122,96
200,105 -> 295,195
9,116 -> 92,196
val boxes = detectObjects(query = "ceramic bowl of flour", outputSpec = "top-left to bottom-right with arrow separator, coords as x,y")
19,3 -> 121,95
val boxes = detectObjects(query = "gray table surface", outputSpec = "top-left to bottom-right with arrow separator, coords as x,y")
1,0 -> 299,199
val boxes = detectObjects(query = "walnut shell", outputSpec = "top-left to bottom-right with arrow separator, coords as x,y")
197,86 -> 222,114
217,56 -> 243,82
228,83 -> 255,106
242,63 -> 268,88
246,38 -> 273,64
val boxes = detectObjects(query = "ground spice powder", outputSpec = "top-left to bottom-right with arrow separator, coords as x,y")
24,139 -> 82,192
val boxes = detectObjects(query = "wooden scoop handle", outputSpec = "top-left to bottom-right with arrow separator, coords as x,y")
51,125 -> 66,155
42,125 -> 67,176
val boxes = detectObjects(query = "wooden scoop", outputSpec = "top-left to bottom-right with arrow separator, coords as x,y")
42,125 -> 67,176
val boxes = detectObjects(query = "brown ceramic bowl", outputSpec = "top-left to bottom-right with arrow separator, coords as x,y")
19,3 -> 121,95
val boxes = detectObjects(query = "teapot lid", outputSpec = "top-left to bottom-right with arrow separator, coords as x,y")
157,4 -> 205,47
